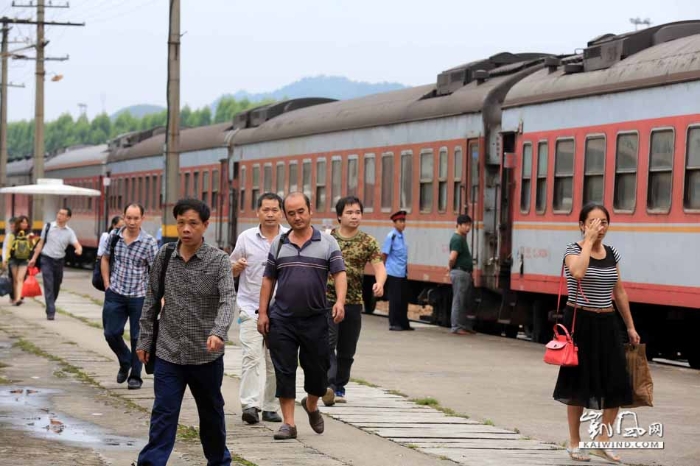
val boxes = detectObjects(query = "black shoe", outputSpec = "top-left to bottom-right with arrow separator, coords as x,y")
127,377 -> 142,390
242,407 -> 260,425
46,314 -> 55,321
402,326 -> 415,331
117,367 -> 130,384
389,326 -> 403,331
262,411 -> 282,422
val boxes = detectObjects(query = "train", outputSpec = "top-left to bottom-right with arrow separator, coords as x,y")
2,20 -> 698,367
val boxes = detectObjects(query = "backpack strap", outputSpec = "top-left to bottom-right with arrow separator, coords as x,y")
157,243 -> 176,304
106,227 -> 123,279
275,232 -> 288,261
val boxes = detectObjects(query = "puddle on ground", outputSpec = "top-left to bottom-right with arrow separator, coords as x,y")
0,386 -> 143,450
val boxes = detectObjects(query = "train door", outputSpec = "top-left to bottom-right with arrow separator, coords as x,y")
466,139 -> 480,277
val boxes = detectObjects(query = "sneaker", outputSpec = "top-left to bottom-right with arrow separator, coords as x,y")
242,407 -> 260,425
321,387 -> 335,406
334,390 -> 347,404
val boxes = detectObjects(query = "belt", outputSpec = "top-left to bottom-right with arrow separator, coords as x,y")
452,267 -> 472,273
568,304 -> 614,313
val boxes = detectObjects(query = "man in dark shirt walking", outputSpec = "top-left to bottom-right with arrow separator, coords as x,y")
136,198 -> 236,466
258,192 -> 347,441
448,214 -> 476,335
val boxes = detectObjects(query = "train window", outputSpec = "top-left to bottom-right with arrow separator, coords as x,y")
239,167 -> 246,212
438,148 -> 448,212
145,177 -> 150,210
381,153 -> 394,211
470,143 -> 479,212
347,156 -> 358,197
364,154 -> 375,212
201,171 -> 209,205
647,129 -> 674,211
263,164 -> 272,193
184,173 -> 190,198
685,127 -> 700,209
536,142 -> 548,214
289,162 -> 299,192
276,163 -> 285,197
316,159 -> 327,212
212,169 -> 219,211
419,150 -> 434,212
251,165 -> 261,210
193,172 -> 200,201
138,177 -> 144,206
303,160 -> 312,201
331,158 -> 342,205
553,139 -> 574,213
614,133 -> 638,211
520,143 -> 532,213
453,147 -> 463,213
584,136 -> 605,205
400,151 -> 413,211
152,175 -> 159,209
124,178 -> 129,208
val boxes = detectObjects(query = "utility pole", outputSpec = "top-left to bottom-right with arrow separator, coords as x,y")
11,0 -> 84,229
163,0 -> 180,244
0,25 -> 9,245
629,17 -> 652,31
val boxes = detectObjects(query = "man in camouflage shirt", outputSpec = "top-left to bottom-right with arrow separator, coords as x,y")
323,196 -> 387,406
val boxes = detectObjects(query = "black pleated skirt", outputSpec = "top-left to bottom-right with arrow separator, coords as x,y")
553,305 -> 633,409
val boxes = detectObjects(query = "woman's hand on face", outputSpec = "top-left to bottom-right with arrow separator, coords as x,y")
627,328 -> 641,345
584,218 -> 603,243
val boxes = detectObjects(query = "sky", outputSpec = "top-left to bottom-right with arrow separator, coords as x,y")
2,0 -> 699,122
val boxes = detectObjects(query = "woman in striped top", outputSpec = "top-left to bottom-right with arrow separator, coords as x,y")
553,203 -> 641,463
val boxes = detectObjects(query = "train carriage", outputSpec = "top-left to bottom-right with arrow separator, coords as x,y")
501,21 -> 700,366
228,53 -> 551,326
0,158 -> 33,246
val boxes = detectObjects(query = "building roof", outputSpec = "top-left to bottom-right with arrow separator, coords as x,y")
45,144 -> 108,171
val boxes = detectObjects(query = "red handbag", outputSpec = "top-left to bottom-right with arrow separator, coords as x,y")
543,265 -> 580,367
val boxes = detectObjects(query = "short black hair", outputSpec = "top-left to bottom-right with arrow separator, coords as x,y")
173,198 -> 211,222
59,207 -> 72,217
124,203 -> 145,216
257,192 -> 283,210
457,214 -> 472,225
335,196 -> 363,220
109,215 -> 123,229
579,203 -> 610,224
283,192 -> 311,212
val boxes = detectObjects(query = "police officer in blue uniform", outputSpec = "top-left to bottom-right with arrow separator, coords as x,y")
381,210 -> 413,331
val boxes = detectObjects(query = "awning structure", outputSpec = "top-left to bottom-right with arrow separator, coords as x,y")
0,178 -> 101,196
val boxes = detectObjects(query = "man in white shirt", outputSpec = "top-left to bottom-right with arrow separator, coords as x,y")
230,193 -> 287,424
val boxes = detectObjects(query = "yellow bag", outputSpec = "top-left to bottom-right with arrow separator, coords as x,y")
623,344 -> 654,408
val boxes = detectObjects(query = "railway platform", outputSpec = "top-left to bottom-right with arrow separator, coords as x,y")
0,269 -> 697,466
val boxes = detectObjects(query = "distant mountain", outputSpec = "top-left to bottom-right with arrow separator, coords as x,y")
110,104 -> 165,120
213,75 -> 407,109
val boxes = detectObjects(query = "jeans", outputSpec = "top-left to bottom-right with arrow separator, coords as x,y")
449,269 -> 474,332
327,303 -> 362,392
102,288 -> 144,380
137,356 -> 231,466
40,255 -> 64,317
239,313 -> 278,412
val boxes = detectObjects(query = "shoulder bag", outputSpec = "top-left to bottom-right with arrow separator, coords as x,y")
92,228 -> 122,291
145,243 -> 176,375
543,265 -> 581,367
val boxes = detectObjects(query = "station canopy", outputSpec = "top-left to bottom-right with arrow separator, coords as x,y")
0,178 -> 101,196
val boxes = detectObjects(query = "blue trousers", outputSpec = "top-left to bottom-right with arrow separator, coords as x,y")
40,255 -> 63,317
102,288 -> 144,380
137,356 -> 231,466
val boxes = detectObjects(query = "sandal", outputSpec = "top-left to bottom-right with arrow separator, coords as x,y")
566,447 -> 591,462
591,448 -> 621,463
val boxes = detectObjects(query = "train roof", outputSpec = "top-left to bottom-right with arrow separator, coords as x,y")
109,122 -> 231,163
503,21 -> 700,108
5,158 -> 33,177
232,53 -> 551,146
45,144 -> 108,171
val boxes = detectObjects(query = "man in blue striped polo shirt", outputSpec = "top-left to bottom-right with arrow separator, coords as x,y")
258,192 -> 347,441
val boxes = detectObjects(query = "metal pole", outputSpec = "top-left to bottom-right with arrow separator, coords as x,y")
0,25 -> 8,245
31,0 -> 46,231
163,0 -> 180,243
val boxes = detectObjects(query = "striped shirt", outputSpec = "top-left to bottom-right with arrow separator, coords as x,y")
136,241 -> 236,365
264,227 -> 345,318
104,228 -> 159,298
564,242 -> 620,308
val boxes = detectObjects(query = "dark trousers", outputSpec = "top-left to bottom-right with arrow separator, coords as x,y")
137,356 -> 231,466
102,288 -> 144,380
40,255 -> 64,317
7,265 -> 14,301
327,304 -> 362,392
387,275 -> 410,328
268,313 -> 329,399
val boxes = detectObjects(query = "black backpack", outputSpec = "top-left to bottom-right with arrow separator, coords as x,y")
92,228 -> 122,291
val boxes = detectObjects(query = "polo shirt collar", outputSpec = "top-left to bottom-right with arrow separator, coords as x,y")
118,227 -> 147,242
281,227 -> 321,246
256,224 -> 284,239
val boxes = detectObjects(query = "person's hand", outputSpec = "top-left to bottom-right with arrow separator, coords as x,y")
75,248 -> 82,256
1,261 -> 6,271
332,302 -> 345,324
232,258 -> 248,274
584,218 -> 603,243
28,258 -> 36,269
257,313 -> 270,336
627,328 -> 641,345
207,335 -> 225,353
372,282 -> 384,298
136,350 -> 149,364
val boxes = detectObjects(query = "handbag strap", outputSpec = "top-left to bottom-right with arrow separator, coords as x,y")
556,264 -> 586,336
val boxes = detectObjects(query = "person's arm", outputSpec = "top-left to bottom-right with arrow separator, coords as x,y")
368,237 -> 386,296
207,254 -> 236,352
2,233 -> 13,264
70,229 -> 82,256
257,241 -> 279,336
612,264 -> 640,345
27,237 -> 45,268
100,254 -> 111,290
331,271 -> 347,323
380,233 -> 392,264
230,239 -> 246,278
